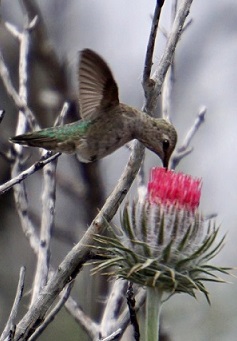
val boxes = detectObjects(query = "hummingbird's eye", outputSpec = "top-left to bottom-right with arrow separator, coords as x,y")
162,139 -> 170,151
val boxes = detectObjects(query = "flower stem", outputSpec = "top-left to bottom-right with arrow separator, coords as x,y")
145,287 -> 163,341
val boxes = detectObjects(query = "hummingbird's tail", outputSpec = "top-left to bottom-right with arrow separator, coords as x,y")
9,125 -> 78,153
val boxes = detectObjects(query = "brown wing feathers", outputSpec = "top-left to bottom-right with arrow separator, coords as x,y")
79,49 -> 119,119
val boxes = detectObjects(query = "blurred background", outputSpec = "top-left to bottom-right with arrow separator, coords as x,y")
0,0 -> 237,340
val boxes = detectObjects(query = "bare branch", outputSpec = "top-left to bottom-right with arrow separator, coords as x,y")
30,155 -> 58,305
6,16 -> 42,257
143,0 -> 165,92
162,0 -> 193,121
171,0 -> 178,23
183,18 -> 193,31
28,282 -> 74,341
0,267 -> 26,341
20,0 -> 69,109
180,106 -> 206,150
15,15 -> 37,140
162,63 -> 175,121
54,102 -> 69,126
0,153 -> 61,195
171,106 -> 206,168
7,153 -> 60,257
100,287 -> 146,341
138,1 -> 166,187
145,0 -> 194,115
20,0 -> 64,72
13,141 -> 145,340
115,289 -> 146,336
30,102 -> 68,305
4,21 -> 22,39
100,280 -> 127,337
161,0 -> 178,121
0,52 -> 38,132
99,329 -> 122,341
126,282 -> 140,341
64,296 -> 99,340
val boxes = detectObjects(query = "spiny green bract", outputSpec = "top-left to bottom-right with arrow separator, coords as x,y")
90,201 -> 231,303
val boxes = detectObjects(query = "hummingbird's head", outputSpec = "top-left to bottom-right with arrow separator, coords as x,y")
143,118 -> 177,168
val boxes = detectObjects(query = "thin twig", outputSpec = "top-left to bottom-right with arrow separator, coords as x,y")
171,0 -> 178,23
100,289 -> 146,341
20,0 -> 64,71
28,282 -> 74,341
171,106 -> 206,169
145,0 -> 194,115
0,152 -> 61,195
10,154 -> 61,255
183,18 -> 193,31
143,0 -> 165,93
0,52 -> 38,132
161,0 -> 177,121
138,0 -> 166,190
4,21 -> 22,39
20,0 -> 69,108
0,267 -> 26,341
30,155 -> 58,305
161,63 -> 175,121
64,296 -> 99,340
9,16 -> 41,256
126,282 -> 140,341
115,289 -> 146,337
54,102 -> 69,126
179,106 -> 206,150
100,279 -> 127,337
15,16 -> 37,138
99,329 -> 122,341
162,0 -> 192,121
30,102 -> 68,305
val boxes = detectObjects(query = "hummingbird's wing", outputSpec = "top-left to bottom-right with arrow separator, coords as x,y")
79,49 -> 119,120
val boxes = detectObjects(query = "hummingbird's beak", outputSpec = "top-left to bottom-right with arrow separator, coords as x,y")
163,156 -> 169,170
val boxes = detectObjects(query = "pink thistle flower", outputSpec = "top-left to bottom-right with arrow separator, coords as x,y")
92,168 -> 228,301
148,167 -> 201,211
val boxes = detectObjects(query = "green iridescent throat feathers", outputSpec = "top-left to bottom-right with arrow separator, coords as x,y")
10,49 -> 177,167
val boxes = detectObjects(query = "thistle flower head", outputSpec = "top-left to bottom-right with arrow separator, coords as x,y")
92,168 -> 229,301
148,167 -> 201,210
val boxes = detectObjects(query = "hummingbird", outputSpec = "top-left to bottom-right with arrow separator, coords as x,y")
10,49 -> 177,167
